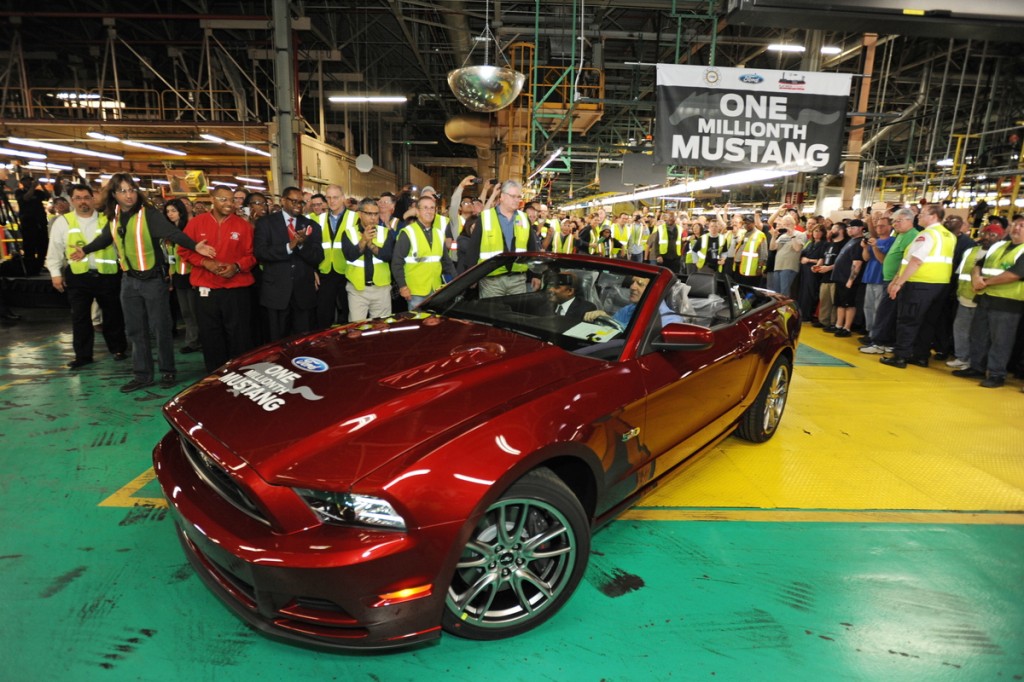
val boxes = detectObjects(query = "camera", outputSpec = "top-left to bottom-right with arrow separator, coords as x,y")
471,177 -> 481,185
489,179 -> 499,185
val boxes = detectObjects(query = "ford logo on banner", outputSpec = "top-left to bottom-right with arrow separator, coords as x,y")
739,74 -> 764,84
292,356 -> 329,373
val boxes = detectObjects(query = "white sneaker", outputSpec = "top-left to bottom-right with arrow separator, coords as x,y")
859,344 -> 886,354
946,358 -> 970,369
882,346 -> 895,353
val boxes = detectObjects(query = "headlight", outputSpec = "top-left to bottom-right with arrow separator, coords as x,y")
294,489 -> 407,531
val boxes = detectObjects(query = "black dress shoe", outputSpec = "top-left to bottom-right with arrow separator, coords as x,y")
112,352 -> 127,361
858,335 -> 872,345
120,378 -> 154,393
880,356 -> 907,369
932,352 -> 948,361
909,357 -> 929,368
1,311 -> 20,321
810,320 -> 824,328
824,325 -> 838,333
180,345 -> 200,354
160,373 -> 178,388
952,367 -> 985,378
67,358 -> 94,369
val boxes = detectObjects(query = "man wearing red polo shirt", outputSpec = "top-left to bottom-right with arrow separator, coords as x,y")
180,184 -> 257,372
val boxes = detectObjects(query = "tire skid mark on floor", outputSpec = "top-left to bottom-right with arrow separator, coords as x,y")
118,504 -> 167,526
584,553 -> 645,598
90,431 -> 129,448
96,628 -> 157,670
40,565 -> 88,598
699,608 -> 794,652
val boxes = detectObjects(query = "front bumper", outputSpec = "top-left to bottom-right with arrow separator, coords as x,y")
153,430 -> 459,650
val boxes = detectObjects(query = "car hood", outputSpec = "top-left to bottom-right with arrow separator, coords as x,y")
167,315 -> 591,488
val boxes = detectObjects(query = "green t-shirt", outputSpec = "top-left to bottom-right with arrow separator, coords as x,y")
882,228 -> 919,282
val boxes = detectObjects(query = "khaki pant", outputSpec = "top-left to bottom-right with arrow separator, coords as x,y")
347,281 -> 393,321
818,282 -> 836,326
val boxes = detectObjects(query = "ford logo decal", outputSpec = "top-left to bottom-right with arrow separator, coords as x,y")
292,356 -> 329,373
739,74 -> 764,84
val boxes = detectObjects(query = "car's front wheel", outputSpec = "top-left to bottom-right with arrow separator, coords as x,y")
442,468 -> 590,640
735,355 -> 791,442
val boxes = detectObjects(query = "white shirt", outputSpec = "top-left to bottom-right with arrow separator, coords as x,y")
557,298 -> 576,316
45,211 -> 102,277
904,224 -> 939,263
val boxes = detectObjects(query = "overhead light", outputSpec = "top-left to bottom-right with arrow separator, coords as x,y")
767,44 -> 805,53
527,147 -> 564,181
0,146 -> 47,160
25,161 -> 73,171
152,179 -> 170,185
235,175 -> 264,184
200,133 -> 271,158
88,131 -> 187,156
560,169 -> 797,210
7,137 -> 124,161
328,95 -> 407,104
936,158 -> 955,167
820,46 -> 842,55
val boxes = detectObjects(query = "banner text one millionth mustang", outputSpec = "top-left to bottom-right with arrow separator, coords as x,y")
654,65 -> 853,174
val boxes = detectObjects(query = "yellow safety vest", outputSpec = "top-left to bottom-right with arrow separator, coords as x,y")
955,245 -> 982,301
66,212 -> 118,275
735,229 -> 766,277
111,207 -> 158,272
611,223 -> 631,257
164,240 -> 190,276
346,222 -> 391,290
655,224 -> 684,256
697,233 -> 725,270
319,211 -> 351,275
401,221 -> 444,296
479,208 -> 530,273
902,224 -> 955,284
552,230 -> 575,254
979,240 -> 1024,301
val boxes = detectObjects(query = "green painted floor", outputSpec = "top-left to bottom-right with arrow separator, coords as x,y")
2,310 -> 1023,681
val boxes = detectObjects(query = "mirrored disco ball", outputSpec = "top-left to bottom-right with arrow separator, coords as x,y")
447,65 -> 526,113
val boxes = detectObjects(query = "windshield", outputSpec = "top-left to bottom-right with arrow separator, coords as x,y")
422,254 -> 659,360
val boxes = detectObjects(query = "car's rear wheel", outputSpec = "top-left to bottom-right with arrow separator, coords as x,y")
442,467 -> 590,640
736,355 -> 791,443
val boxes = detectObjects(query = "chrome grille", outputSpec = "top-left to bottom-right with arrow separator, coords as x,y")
178,433 -> 269,525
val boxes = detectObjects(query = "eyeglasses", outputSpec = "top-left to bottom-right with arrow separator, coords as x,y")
503,192 -> 522,200
115,187 -> 137,195
248,200 -> 266,207
361,210 -> 380,216
212,196 -> 232,203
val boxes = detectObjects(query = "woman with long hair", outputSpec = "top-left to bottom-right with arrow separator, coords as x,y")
164,198 -> 201,354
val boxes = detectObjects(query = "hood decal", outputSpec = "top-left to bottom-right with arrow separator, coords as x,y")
219,362 -> 324,412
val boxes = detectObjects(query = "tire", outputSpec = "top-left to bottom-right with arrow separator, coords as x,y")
442,467 -> 590,640
735,355 -> 791,443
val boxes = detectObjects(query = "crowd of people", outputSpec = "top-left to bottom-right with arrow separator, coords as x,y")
11,169 -> 1024,394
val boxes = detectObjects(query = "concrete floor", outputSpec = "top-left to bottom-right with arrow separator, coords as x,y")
1,308 -> 1022,681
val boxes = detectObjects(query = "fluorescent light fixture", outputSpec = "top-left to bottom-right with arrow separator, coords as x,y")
560,169 -> 797,210
527,146 -> 564,181
767,44 -> 805,53
820,46 -> 842,55
200,133 -> 270,157
8,137 -> 124,161
55,92 -> 100,100
26,161 -> 73,171
235,176 -> 264,184
0,146 -> 47,160
328,95 -> 407,104
152,179 -> 170,185
88,131 -> 187,156
122,140 -> 187,156
243,185 -> 267,191
936,158 -> 955,167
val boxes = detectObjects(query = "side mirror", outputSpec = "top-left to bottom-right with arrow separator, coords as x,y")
651,322 -> 714,351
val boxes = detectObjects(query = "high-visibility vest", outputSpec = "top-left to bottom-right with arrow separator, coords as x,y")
66,212 -> 118,275
401,221 -> 444,296
319,211 -> 351,275
479,208 -> 530,273
345,222 -> 391,290
979,240 -> 1024,301
697,233 -> 726,270
735,229 -> 766,276
111,206 -> 158,272
552,230 -> 575,254
684,234 -> 698,264
611,223 -> 631,257
955,245 -> 983,301
655,224 -> 683,256
164,239 -> 190,276
902,224 -> 955,284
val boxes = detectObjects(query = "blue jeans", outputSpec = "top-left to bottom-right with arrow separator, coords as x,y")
952,303 -> 976,362
121,274 -> 175,382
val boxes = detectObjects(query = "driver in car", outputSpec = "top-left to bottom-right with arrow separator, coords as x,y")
547,272 -> 596,320
584,276 -> 686,329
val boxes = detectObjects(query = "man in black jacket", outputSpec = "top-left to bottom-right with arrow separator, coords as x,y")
548,271 -> 596,321
254,186 -> 324,340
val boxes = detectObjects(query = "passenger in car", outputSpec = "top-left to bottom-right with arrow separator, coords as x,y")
584,276 -> 650,326
547,272 -> 597,320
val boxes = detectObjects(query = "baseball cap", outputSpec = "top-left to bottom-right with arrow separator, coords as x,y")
982,223 -> 1005,238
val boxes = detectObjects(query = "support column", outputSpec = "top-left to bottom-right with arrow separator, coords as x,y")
273,0 -> 298,189
842,33 -> 877,209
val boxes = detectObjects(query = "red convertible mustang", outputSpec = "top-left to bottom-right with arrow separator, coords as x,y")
154,253 -> 799,650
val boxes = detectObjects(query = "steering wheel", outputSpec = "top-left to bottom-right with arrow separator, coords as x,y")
593,314 -> 625,331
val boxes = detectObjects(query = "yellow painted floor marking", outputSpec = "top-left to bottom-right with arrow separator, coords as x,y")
99,467 -> 167,508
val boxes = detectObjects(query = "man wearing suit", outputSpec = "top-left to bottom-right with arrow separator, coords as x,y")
254,186 -> 324,340
547,271 -> 596,321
